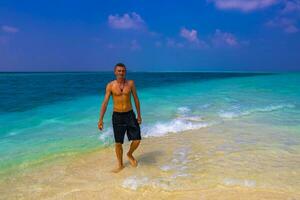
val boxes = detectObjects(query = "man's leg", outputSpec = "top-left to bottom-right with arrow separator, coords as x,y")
111,143 -> 125,173
127,140 -> 140,167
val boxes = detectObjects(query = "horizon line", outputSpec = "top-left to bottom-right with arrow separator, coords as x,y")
0,69 -> 299,73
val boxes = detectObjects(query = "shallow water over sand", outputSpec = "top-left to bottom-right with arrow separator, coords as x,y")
1,119 -> 299,200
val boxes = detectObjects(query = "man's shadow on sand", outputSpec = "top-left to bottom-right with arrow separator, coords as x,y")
134,150 -> 164,166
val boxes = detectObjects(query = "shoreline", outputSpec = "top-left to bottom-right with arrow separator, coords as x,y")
1,120 -> 300,199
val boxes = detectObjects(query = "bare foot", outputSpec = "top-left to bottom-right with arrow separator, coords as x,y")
111,165 -> 125,173
127,153 -> 138,167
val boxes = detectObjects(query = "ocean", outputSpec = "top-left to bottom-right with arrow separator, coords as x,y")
0,72 -> 300,186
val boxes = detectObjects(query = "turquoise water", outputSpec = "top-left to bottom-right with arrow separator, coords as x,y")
0,72 -> 299,175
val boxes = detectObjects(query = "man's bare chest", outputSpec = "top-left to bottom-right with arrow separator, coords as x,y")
111,84 -> 131,96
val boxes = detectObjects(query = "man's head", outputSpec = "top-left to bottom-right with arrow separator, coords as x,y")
114,63 -> 126,79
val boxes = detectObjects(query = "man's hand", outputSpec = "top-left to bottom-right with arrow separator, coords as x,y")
137,116 -> 142,124
98,120 -> 104,130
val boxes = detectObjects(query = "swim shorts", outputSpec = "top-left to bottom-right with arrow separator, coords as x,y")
112,109 -> 141,144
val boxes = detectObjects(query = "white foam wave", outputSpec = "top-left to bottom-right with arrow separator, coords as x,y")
160,165 -> 172,171
122,147 -> 191,190
199,103 -> 211,108
8,131 -> 19,136
223,178 -> 256,187
96,116 -> 214,145
219,104 -> 295,119
179,115 -> 203,122
122,147 -> 192,190
219,111 -> 240,119
176,106 -> 204,121
249,104 -> 295,113
160,146 -> 191,178
122,176 -> 149,190
98,127 -> 114,146
141,119 -> 213,138
96,106 -> 215,141
39,118 -> 93,126
122,175 -> 174,190
140,106 -> 215,138
177,106 -> 191,114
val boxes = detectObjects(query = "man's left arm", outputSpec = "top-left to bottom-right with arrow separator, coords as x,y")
131,80 -> 142,124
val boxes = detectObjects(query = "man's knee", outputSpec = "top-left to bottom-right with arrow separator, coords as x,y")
115,143 -> 123,147
132,140 -> 141,144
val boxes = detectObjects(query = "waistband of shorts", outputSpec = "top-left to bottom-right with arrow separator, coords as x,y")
113,109 -> 134,115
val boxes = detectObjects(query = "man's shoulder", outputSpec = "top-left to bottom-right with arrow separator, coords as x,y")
106,81 -> 115,88
127,80 -> 135,85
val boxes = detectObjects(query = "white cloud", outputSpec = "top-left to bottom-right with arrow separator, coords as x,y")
166,38 -> 185,48
180,28 -> 200,43
1,25 -> 19,33
108,12 -> 146,30
281,0 -> 300,14
212,29 -> 239,47
178,27 -> 207,48
209,0 -> 300,34
209,0 -> 279,12
266,1 -> 300,33
266,17 -> 299,33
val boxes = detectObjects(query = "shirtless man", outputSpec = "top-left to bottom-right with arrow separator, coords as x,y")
98,63 -> 142,173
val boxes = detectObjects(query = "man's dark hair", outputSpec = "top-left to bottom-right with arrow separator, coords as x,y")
114,63 -> 126,71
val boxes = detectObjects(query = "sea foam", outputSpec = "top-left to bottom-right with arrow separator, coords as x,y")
223,178 -> 256,187
219,104 -> 295,119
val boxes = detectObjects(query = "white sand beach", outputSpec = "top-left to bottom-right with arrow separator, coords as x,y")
1,119 -> 300,200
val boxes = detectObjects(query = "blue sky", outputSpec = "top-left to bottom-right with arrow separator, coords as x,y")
0,0 -> 299,72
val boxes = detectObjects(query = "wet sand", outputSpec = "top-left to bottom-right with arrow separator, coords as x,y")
1,120 -> 300,200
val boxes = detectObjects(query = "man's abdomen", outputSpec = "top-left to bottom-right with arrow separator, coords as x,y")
112,96 -> 133,112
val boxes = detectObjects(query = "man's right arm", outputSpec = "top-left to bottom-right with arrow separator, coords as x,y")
98,83 -> 112,130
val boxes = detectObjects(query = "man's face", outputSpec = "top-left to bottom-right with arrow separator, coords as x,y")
114,66 -> 126,79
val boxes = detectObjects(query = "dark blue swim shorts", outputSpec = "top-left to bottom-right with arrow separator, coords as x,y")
112,109 -> 141,144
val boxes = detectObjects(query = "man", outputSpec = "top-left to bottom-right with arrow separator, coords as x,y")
98,63 -> 142,173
